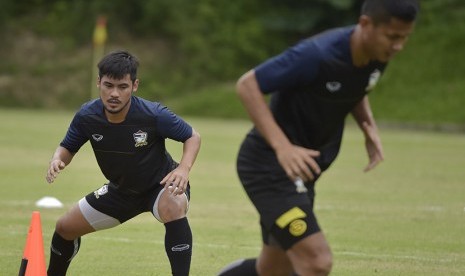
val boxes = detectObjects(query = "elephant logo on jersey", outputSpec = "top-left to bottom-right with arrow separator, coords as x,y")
133,130 -> 148,147
366,69 -> 381,91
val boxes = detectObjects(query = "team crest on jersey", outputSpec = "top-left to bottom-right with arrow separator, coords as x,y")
325,81 -> 342,93
133,130 -> 148,147
366,69 -> 381,91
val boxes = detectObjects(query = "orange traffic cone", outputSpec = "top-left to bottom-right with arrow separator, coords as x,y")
19,211 -> 47,276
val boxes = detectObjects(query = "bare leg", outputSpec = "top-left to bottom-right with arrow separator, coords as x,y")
256,244 -> 293,276
286,232 -> 332,276
55,203 -> 95,240
157,188 -> 189,222
48,203 -> 95,276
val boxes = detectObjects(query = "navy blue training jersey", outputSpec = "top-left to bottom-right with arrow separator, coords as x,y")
250,26 -> 387,170
60,96 -> 193,194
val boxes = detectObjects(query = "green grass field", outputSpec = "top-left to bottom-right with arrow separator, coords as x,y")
1,108 -> 464,275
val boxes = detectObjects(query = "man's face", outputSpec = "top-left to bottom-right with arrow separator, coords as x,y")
98,74 -> 138,115
362,17 -> 415,63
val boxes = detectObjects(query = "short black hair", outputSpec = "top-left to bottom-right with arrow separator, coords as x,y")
361,0 -> 420,25
97,50 -> 139,82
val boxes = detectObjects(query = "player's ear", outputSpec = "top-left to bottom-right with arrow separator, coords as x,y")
96,75 -> 101,88
359,15 -> 372,28
132,79 -> 139,93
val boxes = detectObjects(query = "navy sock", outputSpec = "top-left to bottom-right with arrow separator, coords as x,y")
47,231 -> 81,276
164,217 -> 192,276
217,258 -> 258,276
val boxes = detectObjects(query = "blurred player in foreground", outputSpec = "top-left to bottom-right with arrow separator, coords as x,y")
218,0 -> 420,275
45,50 -> 201,276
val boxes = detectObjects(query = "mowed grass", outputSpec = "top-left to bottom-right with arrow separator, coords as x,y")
0,108 -> 464,275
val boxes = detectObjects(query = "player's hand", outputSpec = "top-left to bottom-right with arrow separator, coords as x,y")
275,144 -> 321,182
362,121 -> 384,172
160,165 -> 189,196
46,160 -> 66,183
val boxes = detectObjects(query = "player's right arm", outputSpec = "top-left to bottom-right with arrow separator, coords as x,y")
236,70 -> 321,182
46,146 -> 75,184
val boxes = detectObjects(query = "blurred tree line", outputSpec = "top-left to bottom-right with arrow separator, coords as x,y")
0,0 -> 464,126
0,0 -> 361,105
1,0 -> 362,79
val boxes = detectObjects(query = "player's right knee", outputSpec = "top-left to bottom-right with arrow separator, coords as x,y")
54,218 -> 75,240
54,205 -> 95,240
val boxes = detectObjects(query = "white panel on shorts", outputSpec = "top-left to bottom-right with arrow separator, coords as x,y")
79,198 -> 120,230
152,187 -> 189,223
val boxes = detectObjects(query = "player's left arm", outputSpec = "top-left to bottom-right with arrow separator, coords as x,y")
161,128 -> 201,195
351,95 -> 384,172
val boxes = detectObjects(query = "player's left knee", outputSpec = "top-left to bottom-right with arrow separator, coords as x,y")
312,251 -> 332,275
297,250 -> 332,276
257,260 -> 293,276
158,193 -> 188,223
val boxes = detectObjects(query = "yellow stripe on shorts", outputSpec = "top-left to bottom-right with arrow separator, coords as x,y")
275,207 -> 307,229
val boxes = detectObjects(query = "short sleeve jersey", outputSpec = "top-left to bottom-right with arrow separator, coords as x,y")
251,26 -> 387,169
60,96 -> 193,194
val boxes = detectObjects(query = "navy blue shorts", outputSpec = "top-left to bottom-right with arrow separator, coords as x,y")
237,137 -> 321,250
84,182 -> 190,224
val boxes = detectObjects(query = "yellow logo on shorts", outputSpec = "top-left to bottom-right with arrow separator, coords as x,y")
289,219 -> 307,236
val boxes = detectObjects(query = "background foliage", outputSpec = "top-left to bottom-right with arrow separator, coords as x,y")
0,0 -> 464,127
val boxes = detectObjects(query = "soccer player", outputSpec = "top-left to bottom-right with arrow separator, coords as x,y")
218,0 -> 420,275
45,50 -> 201,276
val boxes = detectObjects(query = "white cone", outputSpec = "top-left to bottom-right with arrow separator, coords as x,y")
35,196 -> 63,208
